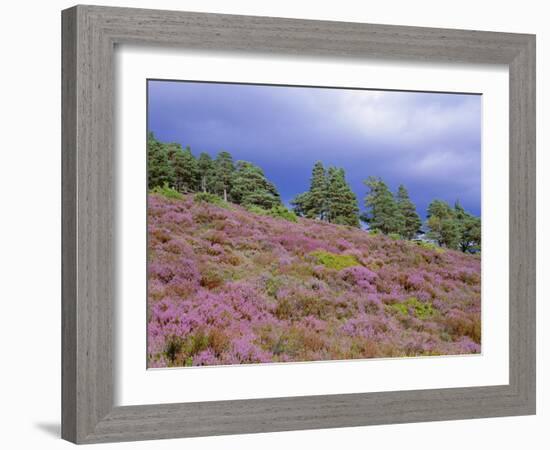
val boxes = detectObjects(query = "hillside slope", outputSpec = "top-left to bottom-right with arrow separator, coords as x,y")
147,194 -> 481,367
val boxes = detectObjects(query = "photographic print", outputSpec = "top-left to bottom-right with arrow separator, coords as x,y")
146,80 -> 481,368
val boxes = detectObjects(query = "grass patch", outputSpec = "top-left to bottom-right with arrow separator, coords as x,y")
265,276 -> 282,298
310,250 -> 360,270
408,297 -> 436,319
414,240 -> 445,253
389,302 -> 409,316
388,297 -> 436,319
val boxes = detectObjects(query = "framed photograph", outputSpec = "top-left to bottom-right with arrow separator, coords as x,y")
62,5 -> 536,444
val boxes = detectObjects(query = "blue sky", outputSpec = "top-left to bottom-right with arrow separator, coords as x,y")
147,80 -> 481,218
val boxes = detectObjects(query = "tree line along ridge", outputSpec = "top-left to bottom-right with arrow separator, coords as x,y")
147,133 -> 481,253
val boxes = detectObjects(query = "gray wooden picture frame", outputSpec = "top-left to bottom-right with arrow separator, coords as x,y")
61,4 -> 536,444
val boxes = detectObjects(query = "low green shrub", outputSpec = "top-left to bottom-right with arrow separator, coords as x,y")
268,205 -> 298,222
151,183 -> 183,200
245,204 -> 298,222
164,337 -> 183,363
184,356 -> 194,367
184,331 -> 210,356
310,250 -> 359,270
194,192 -> 228,208
388,233 -> 402,240
245,204 -> 269,215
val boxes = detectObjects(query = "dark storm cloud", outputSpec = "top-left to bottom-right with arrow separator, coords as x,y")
147,80 -> 481,218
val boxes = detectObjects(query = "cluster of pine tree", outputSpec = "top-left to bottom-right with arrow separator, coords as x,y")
291,162 -> 360,227
426,200 -> 481,252
291,168 -> 423,239
360,176 -> 422,239
361,177 -> 481,252
147,133 -> 281,209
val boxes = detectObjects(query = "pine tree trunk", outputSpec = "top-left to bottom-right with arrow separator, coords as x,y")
201,176 -> 206,193
223,188 -> 227,202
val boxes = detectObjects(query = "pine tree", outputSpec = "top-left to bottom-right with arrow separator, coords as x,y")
147,133 -> 175,189
426,200 -> 461,249
231,161 -> 281,209
361,176 -> 403,234
326,167 -> 360,227
212,151 -> 235,202
454,201 -> 481,252
396,184 -> 421,239
460,215 -> 481,253
290,192 -> 310,217
197,152 -> 214,193
172,146 -> 199,193
164,142 -> 182,161
304,161 -> 328,220
291,162 -> 359,227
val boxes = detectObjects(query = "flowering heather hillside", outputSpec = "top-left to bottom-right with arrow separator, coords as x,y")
148,193 -> 481,368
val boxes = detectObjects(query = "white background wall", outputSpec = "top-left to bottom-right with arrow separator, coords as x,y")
0,0 -> 546,448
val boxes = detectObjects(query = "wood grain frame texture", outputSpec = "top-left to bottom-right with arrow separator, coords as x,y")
61,4 -> 536,444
